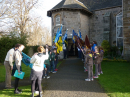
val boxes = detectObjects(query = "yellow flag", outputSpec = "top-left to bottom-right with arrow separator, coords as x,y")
89,54 -> 92,57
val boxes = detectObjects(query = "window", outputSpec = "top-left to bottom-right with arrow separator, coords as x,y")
55,15 -> 60,25
116,12 -> 123,48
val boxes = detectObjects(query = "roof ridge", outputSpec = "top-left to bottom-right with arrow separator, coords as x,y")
64,0 -> 88,9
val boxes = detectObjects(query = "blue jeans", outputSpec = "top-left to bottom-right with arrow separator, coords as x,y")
49,61 -> 55,72
54,60 -> 58,69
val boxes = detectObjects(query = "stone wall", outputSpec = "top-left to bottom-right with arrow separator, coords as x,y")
51,10 -> 90,39
123,0 -> 130,61
80,12 -> 89,40
89,7 -> 122,46
62,11 -> 81,38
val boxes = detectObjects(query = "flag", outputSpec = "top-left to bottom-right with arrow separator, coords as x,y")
56,36 -> 63,53
62,30 -> 68,44
74,35 -> 82,48
79,38 -> 85,47
85,35 -> 91,49
72,30 -> 78,43
79,30 -> 82,40
54,26 -> 62,43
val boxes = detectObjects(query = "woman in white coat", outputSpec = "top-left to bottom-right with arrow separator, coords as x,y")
30,46 -> 48,97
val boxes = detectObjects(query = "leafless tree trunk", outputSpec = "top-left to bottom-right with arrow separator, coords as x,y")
27,17 -> 51,46
12,0 -> 39,34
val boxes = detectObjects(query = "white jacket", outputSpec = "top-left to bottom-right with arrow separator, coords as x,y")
30,51 -> 49,72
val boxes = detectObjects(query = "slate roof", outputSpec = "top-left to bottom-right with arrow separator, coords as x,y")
79,0 -> 122,11
47,0 -> 122,17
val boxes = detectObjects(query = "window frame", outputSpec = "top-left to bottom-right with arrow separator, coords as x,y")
55,14 -> 61,26
116,12 -> 123,47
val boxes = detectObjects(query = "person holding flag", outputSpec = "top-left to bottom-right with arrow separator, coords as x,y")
72,30 -> 82,58
63,29 -> 68,59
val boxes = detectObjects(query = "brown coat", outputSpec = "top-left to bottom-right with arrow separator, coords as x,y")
85,54 -> 93,66
95,53 -> 101,64
100,51 -> 104,61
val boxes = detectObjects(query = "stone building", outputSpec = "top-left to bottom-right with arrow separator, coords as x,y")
123,0 -> 130,60
47,0 -> 130,60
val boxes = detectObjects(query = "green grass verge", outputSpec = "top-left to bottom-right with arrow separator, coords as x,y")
97,61 -> 130,97
0,60 -> 64,97
0,63 -> 31,82
57,60 -> 64,68
0,60 -> 63,82
0,85 -> 34,97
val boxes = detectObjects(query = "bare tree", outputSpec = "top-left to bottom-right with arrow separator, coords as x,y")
10,0 -> 39,34
27,17 -> 51,46
0,0 -> 13,18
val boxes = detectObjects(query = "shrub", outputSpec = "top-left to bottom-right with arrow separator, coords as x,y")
0,32 -> 29,63
101,40 -> 110,56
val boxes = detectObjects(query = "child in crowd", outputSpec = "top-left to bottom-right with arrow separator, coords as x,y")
98,46 -> 104,75
43,46 -> 51,79
81,46 -> 84,61
85,49 -> 93,81
49,49 -> 57,73
83,47 -> 88,72
93,46 -> 101,78
54,49 -> 58,71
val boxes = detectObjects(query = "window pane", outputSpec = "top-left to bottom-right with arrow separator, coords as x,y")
117,27 -> 123,37
117,16 -> 123,26
117,38 -> 123,47
56,15 -> 60,25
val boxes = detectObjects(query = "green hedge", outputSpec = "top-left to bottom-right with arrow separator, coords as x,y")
0,32 -> 29,63
101,40 -> 123,58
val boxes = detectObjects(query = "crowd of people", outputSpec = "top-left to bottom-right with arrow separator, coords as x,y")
3,41 -> 104,96
77,41 -> 104,81
4,44 -> 59,97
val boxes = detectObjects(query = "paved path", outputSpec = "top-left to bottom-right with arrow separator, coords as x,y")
42,58 -> 108,97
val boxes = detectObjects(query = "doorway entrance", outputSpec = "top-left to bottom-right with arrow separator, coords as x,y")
67,38 -> 78,58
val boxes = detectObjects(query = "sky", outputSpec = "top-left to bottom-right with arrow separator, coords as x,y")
0,0 -> 62,32
32,0 -> 62,31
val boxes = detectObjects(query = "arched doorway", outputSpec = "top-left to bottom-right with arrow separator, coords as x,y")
67,38 -> 78,58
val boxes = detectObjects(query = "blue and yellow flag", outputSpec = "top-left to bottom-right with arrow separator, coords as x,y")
56,36 -> 63,53
79,30 -> 83,40
72,30 -> 78,43
54,26 -> 62,43
62,30 -> 68,44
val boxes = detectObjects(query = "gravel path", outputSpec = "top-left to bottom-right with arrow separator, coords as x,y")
42,58 -> 108,97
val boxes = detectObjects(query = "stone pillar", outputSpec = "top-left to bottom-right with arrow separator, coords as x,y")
123,0 -> 130,61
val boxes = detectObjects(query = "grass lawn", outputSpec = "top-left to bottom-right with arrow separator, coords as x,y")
0,60 -> 63,82
0,63 -> 31,82
0,60 -> 63,97
97,61 -> 130,97
0,85 -> 33,97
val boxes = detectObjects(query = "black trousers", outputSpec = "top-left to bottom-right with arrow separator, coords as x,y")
63,50 -> 67,59
14,78 -> 19,91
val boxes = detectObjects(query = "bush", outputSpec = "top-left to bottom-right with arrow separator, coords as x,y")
110,46 -> 118,57
101,40 -> 110,56
0,32 -> 29,63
